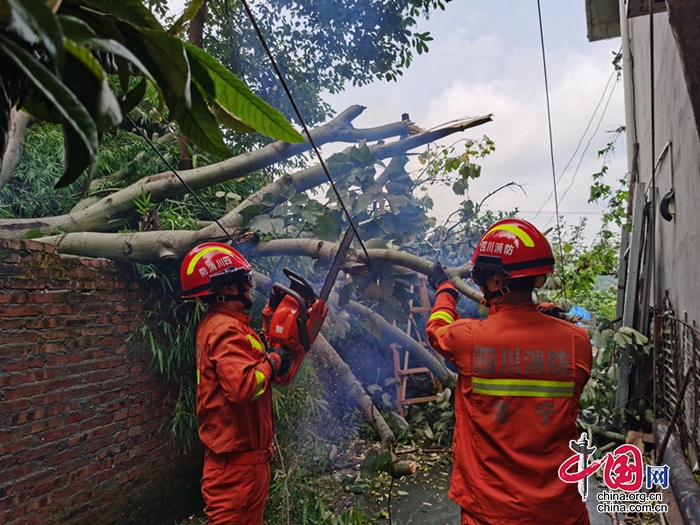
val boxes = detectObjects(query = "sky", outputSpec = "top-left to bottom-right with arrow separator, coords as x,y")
322,0 -> 626,243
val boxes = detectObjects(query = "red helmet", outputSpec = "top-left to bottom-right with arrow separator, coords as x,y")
470,218 -> 554,285
180,242 -> 254,299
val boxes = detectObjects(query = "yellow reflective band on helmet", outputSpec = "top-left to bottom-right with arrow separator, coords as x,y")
187,246 -> 235,275
487,224 -> 535,247
197,369 -> 200,385
429,311 -> 455,324
472,377 -> 574,397
252,369 -> 266,400
247,334 -> 264,353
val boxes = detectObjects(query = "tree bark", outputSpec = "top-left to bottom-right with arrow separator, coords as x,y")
0,105 -> 424,236
310,334 -> 397,449
30,114 -> 492,259
346,300 -> 456,387
0,109 -> 36,192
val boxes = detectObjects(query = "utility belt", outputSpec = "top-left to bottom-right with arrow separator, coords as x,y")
205,447 -> 272,465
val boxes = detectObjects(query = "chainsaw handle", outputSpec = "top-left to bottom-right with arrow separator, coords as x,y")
282,268 -> 317,306
270,283 -> 310,350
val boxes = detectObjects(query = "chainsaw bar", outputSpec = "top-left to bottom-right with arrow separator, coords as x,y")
318,216 -> 358,303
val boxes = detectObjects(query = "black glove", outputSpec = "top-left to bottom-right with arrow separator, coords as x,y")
428,261 -> 449,290
266,346 -> 292,380
537,302 -> 565,318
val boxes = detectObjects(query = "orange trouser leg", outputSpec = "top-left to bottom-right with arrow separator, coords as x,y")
201,451 -> 270,525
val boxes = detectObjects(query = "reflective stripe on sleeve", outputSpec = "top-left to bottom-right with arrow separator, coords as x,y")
252,369 -> 266,399
247,334 -> 264,353
472,377 -> 574,397
429,311 -> 455,324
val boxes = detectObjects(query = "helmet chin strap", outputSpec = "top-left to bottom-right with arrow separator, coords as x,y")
202,292 -> 253,310
479,285 -> 511,307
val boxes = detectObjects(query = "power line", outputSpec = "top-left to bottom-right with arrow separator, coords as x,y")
536,0 -> 567,299
125,114 -> 239,248
532,64 -> 619,221
237,0 -> 375,269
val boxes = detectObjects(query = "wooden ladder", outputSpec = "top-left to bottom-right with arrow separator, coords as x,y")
392,276 -> 443,417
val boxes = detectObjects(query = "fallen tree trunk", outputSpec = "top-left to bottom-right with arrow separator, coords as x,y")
33,115 -> 492,261
346,300 -> 456,387
0,106 -> 444,239
310,333 -> 396,449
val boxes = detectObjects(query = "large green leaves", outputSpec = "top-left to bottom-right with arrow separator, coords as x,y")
0,33 -> 98,183
4,0 -> 64,69
80,0 -> 162,31
186,43 -> 304,143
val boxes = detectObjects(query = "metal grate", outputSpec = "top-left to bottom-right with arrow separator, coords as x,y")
657,303 -> 699,472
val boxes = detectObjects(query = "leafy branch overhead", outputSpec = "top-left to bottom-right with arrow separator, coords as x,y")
0,0 -> 303,188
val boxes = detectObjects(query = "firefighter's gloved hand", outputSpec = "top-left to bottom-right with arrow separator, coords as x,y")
266,346 -> 292,380
428,261 -> 449,290
537,302 -> 565,318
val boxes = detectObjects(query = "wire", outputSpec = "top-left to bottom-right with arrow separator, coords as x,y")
536,0 -> 567,299
542,79 -> 620,230
237,0 -> 375,270
533,64 -> 619,221
125,114 -> 239,248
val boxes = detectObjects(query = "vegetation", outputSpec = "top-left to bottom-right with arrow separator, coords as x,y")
1,1 -> 655,523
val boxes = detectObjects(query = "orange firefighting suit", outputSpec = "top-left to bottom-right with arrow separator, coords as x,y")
426,284 -> 592,525
196,304 -> 281,525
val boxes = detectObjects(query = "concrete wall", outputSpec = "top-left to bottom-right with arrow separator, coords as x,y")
0,239 -> 203,525
626,11 -> 700,324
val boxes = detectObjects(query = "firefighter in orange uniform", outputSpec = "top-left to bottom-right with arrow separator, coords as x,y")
426,219 -> 592,525
180,242 -> 301,525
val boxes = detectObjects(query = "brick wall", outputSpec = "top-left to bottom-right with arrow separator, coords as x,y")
0,239 -> 203,525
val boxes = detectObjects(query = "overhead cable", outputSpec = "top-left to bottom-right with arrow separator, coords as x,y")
536,0 -> 567,299
237,0 -> 375,268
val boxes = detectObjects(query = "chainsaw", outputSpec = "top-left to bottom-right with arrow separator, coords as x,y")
262,216 -> 358,355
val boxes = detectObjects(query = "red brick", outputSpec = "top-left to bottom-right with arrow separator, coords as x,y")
0,292 -> 27,303
5,383 -> 46,400
24,317 -> 59,329
14,331 -> 40,343
0,305 -> 41,317
43,304 -> 80,316
0,318 -> 25,330
42,328 -> 77,340
4,358 -> 43,372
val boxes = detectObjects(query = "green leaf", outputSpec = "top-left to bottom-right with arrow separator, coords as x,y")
168,0 -> 204,36
381,392 -> 393,408
312,213 -> 341,242
24,228 -> 43,239
185,42 -> 304,143
174,81 -> 230,158
23,84 -> 62,123
137,29 -> 190,116
81,0 -> 162,30
0,34 -> 98,162
249,215 -> 284,235
57,124 -> 92,188
64,37 -> 105,80
349,144 -> 373,165
63,38 -> 122,131
118,77 -> 147,115
7,0 -> 65,70
56,15 -> 96,43
211,102 -> 255,134
352,192 -> 375,215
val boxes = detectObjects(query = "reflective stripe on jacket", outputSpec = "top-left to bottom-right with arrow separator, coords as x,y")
427,288 -> 592,525
195,304 -> 275,454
